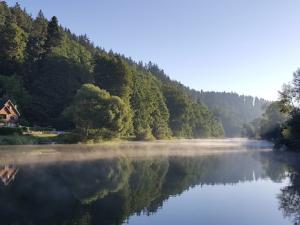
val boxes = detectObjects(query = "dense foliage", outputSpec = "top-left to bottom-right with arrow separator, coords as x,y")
64,84 -> 132,140
0,2 -> 267,141
244,70 -> 300,151
242,102 -> 289,140
277,70 -> 300,150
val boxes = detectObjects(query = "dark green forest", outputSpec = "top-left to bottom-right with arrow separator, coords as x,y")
0,2 -> 268,141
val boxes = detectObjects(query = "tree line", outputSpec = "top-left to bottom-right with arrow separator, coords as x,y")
243,71 -> 300,151
0,2 -> 267,141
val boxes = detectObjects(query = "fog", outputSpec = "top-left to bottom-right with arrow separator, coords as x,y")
0,139 -> 273,166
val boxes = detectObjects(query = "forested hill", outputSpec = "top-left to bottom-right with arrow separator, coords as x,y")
0,2 -> 267,140
145,64 -> 270,137
189,91 -> 270,136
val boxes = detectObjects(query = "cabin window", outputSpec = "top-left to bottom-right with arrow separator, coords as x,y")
4,107 -> 10,114
0,114 -> 6,120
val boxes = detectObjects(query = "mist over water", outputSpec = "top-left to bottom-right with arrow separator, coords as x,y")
0,139 -> 273,165
0,139 -> 298,225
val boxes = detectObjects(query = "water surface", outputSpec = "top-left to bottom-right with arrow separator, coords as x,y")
0,139 -> 299,225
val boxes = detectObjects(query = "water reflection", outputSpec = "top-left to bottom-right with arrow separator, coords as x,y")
0,141 -> 297,225
276,154 -> 300,225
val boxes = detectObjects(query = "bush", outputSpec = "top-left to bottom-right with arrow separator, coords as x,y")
64,84 -> 132,141
0,135 -> 38,145
56,133 -> 82,144
135,128 -> 155,141
0,127 -> 23,135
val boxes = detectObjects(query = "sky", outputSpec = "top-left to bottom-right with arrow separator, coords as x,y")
7,0 -> 300,100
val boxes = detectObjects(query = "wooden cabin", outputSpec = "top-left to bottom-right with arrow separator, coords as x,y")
0,100 -> 20,126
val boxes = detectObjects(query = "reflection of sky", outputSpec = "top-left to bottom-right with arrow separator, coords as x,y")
8,0 -> 300,100
127,178 -> 291,225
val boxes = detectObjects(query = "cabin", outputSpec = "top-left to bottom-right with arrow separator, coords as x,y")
0,100 -> 20,126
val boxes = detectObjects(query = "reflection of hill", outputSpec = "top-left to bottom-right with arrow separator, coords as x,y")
0,151 -> 288,225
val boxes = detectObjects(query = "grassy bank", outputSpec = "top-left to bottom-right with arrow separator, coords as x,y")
0,134 -> 59,145
0,133 -> 132,145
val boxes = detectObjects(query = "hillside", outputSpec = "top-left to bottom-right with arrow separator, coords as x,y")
145,63 -> 270,137
0,2 -> 268,140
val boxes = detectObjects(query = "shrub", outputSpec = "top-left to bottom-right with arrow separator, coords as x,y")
0,135 -> 38,145
0,127 -> 23,135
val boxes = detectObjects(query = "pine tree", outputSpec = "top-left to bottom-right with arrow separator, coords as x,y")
44,16 -> 62,53
0,16 -> 27,74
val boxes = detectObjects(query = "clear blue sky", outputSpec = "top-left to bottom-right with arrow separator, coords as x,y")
7,0 -> 300,100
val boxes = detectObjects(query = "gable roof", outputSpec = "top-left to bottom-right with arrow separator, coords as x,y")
0,99 -> 20,116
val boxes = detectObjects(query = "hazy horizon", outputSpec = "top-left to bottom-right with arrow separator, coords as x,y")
8,0 -> 300,100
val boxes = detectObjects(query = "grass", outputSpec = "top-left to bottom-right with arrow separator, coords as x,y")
30,132 -> 59,138
0,132 -> 61,145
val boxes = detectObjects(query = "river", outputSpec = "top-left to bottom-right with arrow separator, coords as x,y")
0,139 -> 298,225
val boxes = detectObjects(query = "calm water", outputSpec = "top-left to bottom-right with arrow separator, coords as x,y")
0,139 -> 299,225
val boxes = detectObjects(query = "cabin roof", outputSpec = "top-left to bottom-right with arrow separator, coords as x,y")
0,99 -> 20,116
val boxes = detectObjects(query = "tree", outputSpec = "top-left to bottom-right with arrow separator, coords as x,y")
10,2 -> 32,32
272,70 -> 300,150
44,16 -> 62,53
0,16 -> 27,74
0,75 -> 31,113
29,56 -> 92,127
26,10 -> 47,63
162,84 -> 193,137
64,84 -> 132,140
94,54 -> 132,101
258,102 -> 288,140
24,10 -> 48,87
0,2 -> 10,27
130,70 -> 171,140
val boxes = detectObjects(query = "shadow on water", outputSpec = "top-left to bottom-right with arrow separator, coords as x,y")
0,139 -> 298,225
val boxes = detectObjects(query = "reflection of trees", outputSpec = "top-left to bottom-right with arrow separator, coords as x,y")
0,152 -> 290,225
276,154 -> 300,224
258,152 -> 290,182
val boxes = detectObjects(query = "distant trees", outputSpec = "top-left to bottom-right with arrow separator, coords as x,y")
64,84 -> 132,140
146,61 -> 269,137
191,91 -> 269,137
